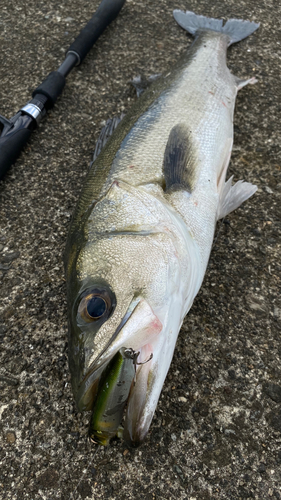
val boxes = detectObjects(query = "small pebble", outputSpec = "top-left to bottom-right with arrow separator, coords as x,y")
6,431 -> 16,444
178,396 -> 187,403
252,228 -> 261,237
2,251 -> 20,262
258,463 -> 266,473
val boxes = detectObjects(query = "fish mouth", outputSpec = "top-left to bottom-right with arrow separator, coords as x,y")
75,297 -> 162,413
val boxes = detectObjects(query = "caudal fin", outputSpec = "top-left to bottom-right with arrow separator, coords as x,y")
173,10 -> 259,45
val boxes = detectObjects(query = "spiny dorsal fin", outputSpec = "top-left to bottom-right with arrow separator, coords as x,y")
163,124 -> 197,192
90,114 -> 125,168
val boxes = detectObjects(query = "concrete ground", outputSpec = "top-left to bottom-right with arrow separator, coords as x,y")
0,0 -> 280,499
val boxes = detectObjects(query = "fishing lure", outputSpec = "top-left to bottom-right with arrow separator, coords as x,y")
89,348 -> 152,445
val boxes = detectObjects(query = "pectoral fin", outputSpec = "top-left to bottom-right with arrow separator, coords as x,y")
163,124 -> 197,192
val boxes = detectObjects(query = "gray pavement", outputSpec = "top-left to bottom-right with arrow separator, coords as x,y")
0,0 -> 280,499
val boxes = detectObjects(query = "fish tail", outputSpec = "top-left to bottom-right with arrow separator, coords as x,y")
173,10 -> 259,45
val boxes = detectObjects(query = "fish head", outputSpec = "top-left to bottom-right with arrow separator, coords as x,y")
65,180 -> 200,444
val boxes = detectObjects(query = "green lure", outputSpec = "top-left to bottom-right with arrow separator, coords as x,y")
89,348 -> 138,445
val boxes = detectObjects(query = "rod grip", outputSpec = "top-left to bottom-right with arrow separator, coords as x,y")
67,0 -> 126,64
0,116 -> 34,180
32,71 -> 66,109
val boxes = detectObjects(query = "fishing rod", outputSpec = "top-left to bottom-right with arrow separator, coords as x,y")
0,0 -> 126,181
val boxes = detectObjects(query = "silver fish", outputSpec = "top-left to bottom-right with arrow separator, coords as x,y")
65,10 -> 259,445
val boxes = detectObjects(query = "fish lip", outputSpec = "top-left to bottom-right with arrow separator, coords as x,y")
76,296 -> 141,411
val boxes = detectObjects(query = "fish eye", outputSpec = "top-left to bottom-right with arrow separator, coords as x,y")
77,286 -> 115,323
86,296 -> 106,319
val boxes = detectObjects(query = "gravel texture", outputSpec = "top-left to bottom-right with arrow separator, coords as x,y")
0,1 -> 280,499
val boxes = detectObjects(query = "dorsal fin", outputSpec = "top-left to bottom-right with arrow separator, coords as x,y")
130,74 -> 162,97
90,114 -> 125,168
163,124 -> 197,192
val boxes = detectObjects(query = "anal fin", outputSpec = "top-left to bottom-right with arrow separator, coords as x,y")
234,75 -> 258,91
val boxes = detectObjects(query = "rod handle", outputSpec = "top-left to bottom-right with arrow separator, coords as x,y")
66,0 -> 126,65
32,71 -> 66,109
0,115 -> 34,180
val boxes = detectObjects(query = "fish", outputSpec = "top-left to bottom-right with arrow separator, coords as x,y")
65,10 -> 259,446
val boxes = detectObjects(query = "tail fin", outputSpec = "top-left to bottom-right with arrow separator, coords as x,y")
173,10 -> 259,45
